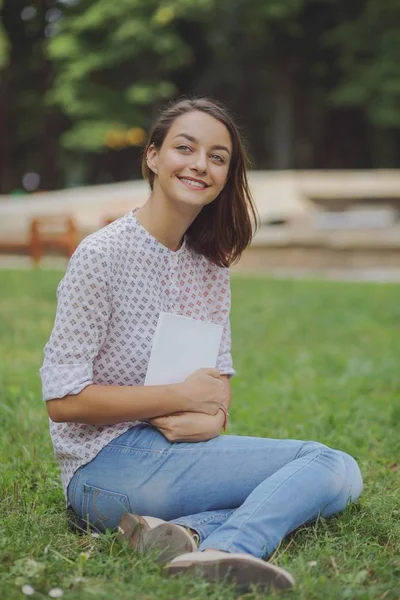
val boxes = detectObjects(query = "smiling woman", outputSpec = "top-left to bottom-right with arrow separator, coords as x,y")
41,97 -> 363,594
140,98 -> 257,266
141,110 -> 233,249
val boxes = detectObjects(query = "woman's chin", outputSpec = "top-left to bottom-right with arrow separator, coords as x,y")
171,191 -> 216,211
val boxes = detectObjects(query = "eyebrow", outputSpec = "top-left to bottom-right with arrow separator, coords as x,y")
173,133 -> 231,155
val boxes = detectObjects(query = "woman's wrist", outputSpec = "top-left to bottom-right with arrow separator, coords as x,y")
168,382 -> 193,412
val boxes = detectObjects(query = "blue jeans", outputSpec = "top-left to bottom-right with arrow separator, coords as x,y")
68,424 -> 363,559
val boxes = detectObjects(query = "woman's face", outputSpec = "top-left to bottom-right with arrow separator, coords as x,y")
147,110 -> 232,210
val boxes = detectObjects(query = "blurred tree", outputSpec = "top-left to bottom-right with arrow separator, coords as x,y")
180,0 -> 400,169
47,0 -> 214,183
0,0 -> 63,194
52,0 -> 400,176
329,0 -> 400,166
0,0 -> 14,192
0,0 -> 9,69
179,0 -> 378,169
2,0 -> 399,191
184,0 -> 327,168
330,1 -> 400,127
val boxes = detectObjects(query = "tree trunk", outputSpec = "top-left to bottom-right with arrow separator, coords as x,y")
40,0 -> 61,190
271,60 -> 293,170
0,71 -> 16,193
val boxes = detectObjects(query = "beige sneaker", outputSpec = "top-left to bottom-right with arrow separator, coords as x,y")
117,513 -> 197,564
165,550 -> 295,591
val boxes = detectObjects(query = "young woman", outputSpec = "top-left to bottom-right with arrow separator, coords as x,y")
41,98 -> 363,592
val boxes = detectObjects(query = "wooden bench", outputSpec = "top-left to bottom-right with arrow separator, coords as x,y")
29,216 -> 78,265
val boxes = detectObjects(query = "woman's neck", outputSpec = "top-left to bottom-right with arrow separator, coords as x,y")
135,196 -> 201,252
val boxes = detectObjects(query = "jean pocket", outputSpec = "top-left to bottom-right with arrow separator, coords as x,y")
81,483 -> 131,533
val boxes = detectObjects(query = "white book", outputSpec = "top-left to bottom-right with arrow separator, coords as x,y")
144,311 -> 223,386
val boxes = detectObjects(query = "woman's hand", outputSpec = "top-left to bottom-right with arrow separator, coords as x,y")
173,368 -> 227,415
148,410 -> 225,443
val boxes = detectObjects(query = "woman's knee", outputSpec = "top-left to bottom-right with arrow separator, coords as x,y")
321,450 -> 363,517
338,450 -> 363,503
297,441 -> 347,498
299,442 -> 363,515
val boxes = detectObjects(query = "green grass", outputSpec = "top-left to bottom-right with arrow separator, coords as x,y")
0,269 -> 399,599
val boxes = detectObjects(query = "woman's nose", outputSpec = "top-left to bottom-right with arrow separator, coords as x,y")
191,151 -> 208,173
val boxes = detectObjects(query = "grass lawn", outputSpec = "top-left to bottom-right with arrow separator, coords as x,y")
0,268 -> 399,600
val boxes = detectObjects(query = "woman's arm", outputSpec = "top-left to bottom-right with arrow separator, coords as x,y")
147,410 -> 226,443
146,375 -> 232,442
204,266 -> 236,381
46,368 -> 226,424
47,382 -> 184,424
42,242 -> 232,427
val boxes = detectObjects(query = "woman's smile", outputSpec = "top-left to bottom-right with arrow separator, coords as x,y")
177,176 -> 209,190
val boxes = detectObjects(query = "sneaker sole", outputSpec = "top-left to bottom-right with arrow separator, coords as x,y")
118,514 -> 195,564
166,555 -> 295,591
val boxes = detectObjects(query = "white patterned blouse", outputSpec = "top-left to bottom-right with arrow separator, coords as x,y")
40,210 -> 235,498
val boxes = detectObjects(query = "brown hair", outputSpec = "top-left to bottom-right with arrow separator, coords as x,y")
141,97 -> 258,268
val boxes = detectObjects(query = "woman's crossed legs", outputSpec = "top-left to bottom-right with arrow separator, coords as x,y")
68,424 -> 363,559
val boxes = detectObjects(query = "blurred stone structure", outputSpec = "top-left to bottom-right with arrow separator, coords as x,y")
0,171 -> 399,270
243,171 -> 400,271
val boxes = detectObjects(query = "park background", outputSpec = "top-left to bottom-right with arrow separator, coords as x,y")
2,0 -> 400,190
0,1 -> 399,599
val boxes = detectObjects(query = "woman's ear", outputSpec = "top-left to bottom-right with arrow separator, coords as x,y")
146,144 -> 158,175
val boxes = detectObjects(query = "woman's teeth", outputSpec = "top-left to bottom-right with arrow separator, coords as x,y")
179,178 -> 206,189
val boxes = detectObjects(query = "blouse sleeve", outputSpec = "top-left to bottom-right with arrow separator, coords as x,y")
40,241 -> 111,401
204,266 -> 236,378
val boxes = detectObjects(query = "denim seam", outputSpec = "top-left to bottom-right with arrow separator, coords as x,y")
103,445 -> 168,456
195,511 -> 233,527
199,540 -> 237,553
67,466 -> 81,506
174,510 -> 233,528
172,511 -> 233,545
219,449 -> 324,555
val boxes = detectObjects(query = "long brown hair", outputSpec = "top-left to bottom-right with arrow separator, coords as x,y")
141,98 -> 258,268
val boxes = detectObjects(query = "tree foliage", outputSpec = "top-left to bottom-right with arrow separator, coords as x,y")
329,0 -> 400,127
1,0 -> 400,193
48,0 -> 212,152
0,0 -> 9,69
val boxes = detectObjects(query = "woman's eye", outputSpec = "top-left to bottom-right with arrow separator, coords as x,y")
211,155 -> 225,163
177,145 -> 191,152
